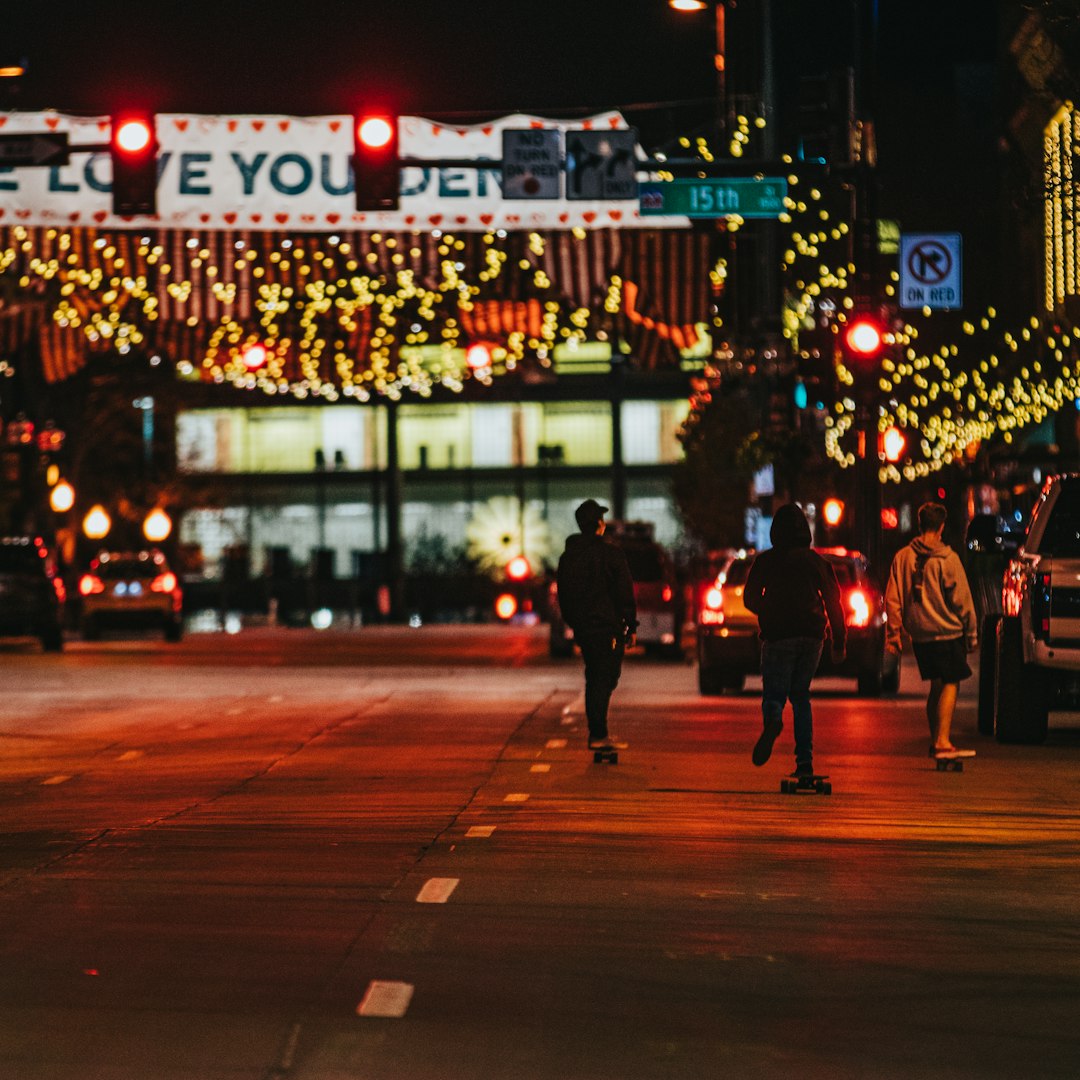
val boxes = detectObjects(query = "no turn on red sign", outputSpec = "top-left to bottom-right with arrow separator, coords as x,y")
899,233 -> 962,310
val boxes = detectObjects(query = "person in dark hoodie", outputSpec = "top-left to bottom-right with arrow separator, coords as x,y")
885,502 -> 978,760
743,503 -> 847,776
556,499 -> 638,751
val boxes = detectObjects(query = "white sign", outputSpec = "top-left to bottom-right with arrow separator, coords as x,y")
899,232 -> 962,310
501,128 -> 561,199
565,129 -> 638,200
0,111 -> 675,232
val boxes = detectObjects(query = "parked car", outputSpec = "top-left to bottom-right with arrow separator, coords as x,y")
548,520 -> 683,658
980,474 -> 1080,743
79,548 -> 184,641
0,535 -> 65,651
696,546 -> 898,696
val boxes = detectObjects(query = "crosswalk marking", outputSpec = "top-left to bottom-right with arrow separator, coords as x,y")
504,793 -> 530,803
466,826 -> 496,838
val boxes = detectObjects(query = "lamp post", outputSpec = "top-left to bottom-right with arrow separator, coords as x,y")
668,0 -> 728,137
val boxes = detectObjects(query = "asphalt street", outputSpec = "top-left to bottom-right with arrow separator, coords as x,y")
1,625 -> 1078,1079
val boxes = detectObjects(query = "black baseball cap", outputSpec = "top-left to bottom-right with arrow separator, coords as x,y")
575,498 -> 609,530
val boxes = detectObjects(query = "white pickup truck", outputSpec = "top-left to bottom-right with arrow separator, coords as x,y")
980,474 -> 1080,742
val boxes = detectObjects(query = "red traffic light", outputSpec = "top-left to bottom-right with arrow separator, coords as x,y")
506,555 -> 531,582
357,116 -> 394,150
354,112 -> 399,211
114,118 -> 153,154
241,342 -> 269,370
843,317 -> 885,359
110,113 -> 158,216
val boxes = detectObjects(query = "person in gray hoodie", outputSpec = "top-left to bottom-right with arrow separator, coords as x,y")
885,502 -> 978,759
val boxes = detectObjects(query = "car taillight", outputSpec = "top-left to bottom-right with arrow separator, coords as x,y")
52,577 -> 67,603
661,585 -> 673,603
846,588 -> 871,628
151,572 -> 178,593
701,584 -> 724,626
79,573 -> 105,596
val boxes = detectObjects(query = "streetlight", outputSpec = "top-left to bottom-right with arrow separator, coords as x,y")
49,480 -> 75,514
669,0 -> 728,137
82,505 -> 111,541
143,508 -> 172,543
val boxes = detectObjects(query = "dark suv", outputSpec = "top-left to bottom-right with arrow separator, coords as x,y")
0,535 -> 66,651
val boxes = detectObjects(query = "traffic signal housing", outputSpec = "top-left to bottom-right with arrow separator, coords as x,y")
110,114 -> 158,216
354,114 -> 399,211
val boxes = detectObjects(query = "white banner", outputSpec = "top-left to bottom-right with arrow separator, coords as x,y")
0,110 -> 676,232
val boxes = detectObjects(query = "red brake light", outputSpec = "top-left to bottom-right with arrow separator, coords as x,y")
151,572 -> 178,593
700,583 -> 725,625
79,573 -> 105,596
846,588 -> 871,628
662,585 -> 673,603
53,577 -> 67,603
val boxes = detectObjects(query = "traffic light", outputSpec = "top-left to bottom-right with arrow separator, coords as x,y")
842,316 -> 885,363
882,425 -> 906,463
353,114 -> 399,211
110,113 -> 158,216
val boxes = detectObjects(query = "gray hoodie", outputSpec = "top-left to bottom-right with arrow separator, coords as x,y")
885,534 -> 978,651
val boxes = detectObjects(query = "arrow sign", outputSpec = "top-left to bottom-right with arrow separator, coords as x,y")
899,233 -> 962,310
0,132 -> 70,167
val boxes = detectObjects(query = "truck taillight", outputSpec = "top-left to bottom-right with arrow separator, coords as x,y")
1033,571 -> 1052,641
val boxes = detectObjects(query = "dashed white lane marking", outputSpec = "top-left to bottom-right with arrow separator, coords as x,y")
117,750 -> 143,761
530,764 -> 551,773
466,826 -> 496,838
561,716 -> 576,726
504,793 -> 530,803
357,980 -> 414,1018
41,775 -> 71,786
416,877 -> 459,903
545,739 -> 567,749
268,695 -> 284,703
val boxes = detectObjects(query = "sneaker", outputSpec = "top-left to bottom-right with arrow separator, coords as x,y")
588,735 -> 628,751
934,746 -> 976,759
751,718 -> 783,767
794,761 -> 815,778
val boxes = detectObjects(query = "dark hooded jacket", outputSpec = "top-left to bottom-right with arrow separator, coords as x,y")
743,504 -> 847,648
556,532 -> 637,636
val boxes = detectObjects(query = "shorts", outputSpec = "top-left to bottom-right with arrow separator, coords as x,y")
912,636 -> 972,682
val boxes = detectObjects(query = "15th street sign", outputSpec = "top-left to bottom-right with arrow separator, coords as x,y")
0,132 -> 70,168
639,176 -> 787,219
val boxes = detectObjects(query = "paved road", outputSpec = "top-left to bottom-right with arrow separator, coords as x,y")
1,626 -> 1078,1078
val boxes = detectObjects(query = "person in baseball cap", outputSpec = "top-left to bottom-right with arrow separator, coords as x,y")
556,498 -> 637,751
574,498 -> 609,532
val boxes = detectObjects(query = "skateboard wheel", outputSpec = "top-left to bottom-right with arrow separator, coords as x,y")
780,779 -> 795,794
820,782 -> 832,795
593,750 -> 618,765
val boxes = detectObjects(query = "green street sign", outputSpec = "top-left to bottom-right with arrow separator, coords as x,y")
639,177 -> 788,219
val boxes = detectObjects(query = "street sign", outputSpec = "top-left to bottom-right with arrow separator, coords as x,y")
899,233 -> 962,309
639,177 -> 788,219
501,128 -> 561,200
0,131 -> 70,168
565,129 -> 637,200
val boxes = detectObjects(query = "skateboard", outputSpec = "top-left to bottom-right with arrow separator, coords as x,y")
592,748 -> 618,764
935,757 -> 964,772
780,773 -> 831,795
